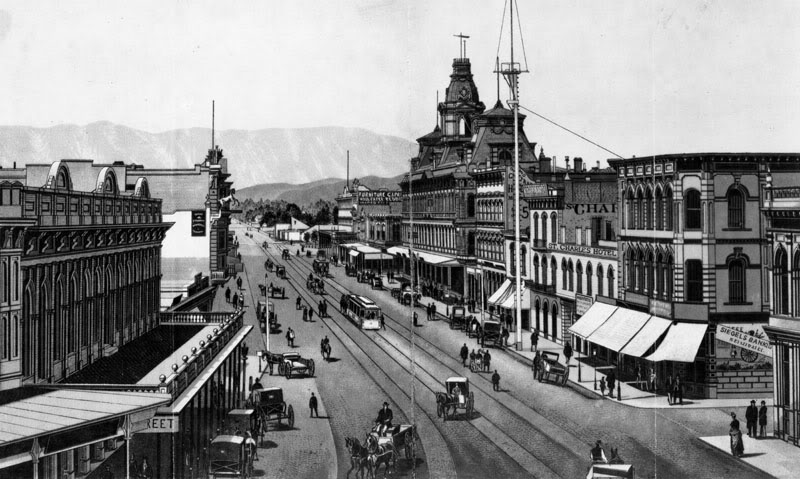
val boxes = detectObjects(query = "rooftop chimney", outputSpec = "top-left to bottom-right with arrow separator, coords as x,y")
574,157 -> 583,173
565,156 -> 570,172
539,156 -> 552,173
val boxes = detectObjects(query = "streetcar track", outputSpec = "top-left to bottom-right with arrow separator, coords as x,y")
252,234 -> 571,478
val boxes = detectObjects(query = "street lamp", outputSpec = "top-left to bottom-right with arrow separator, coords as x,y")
577,341 -> 582,382
593,350 -> 597,390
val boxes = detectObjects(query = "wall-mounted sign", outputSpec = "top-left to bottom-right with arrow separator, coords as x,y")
522,183 -> 548,198
716,324 -> 772,358
134,415 -> 179,434
191,210 -> 206,237
565,204 -> 617,215
357,191 -> 401,205
575,294 -> 593,316
547,243 -> 618,259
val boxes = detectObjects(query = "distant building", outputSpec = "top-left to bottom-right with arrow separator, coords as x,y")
127,145 -> 240,309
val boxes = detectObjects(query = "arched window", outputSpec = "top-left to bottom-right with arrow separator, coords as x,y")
793,251 -> 800,316
625,248 -> 634,289
635,249 -> 644,292
636,188 -> 644,229
646,251 -> 655,295
656,252 -> 665,298
533,213 -> 539,240
626,187 -> 635,229
551,303 -> 559,340
685,189 -> 702,230
576,261 -> 584,294
664,255 -> 674,300
498,149 -> 512,165
568,260 -> 574,291
543,300 -> 550,337
774,247 -> 789,315
596,264 -> 604,297
1,316 -> 7,359
685,260 -> 703,302
586,263 -> 593,296
561,258 -> 567,289
608,266 -> 615,298
534,299 -> 541,332
541,255 -> 548,286
664,186 -> 674,230
655,187 -> 664,230
12,315 -> 18,359
645,187 -> 654,229
1,260 -> 7,303
541,213 -> 548,245
728,259 -> 746,304
533,255 -> 540,283
727,188 -> 745,229
551,214 -> 558,243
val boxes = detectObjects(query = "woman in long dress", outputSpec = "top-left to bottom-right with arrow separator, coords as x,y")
729,412 -> 744,457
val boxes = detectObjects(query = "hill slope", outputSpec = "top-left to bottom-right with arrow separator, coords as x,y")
0,122 -> 417,187
238,174 -> 405,205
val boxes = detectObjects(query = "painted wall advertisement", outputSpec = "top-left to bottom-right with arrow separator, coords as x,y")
715,323 -> 772,371
357,190 -> 401,205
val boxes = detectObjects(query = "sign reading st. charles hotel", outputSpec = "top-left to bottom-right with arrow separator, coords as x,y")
547,242 -> 618,259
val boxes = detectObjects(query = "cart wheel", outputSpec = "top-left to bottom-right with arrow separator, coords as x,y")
269,364 -> 274,376
277,362 -> 283,376
436,402 -> 443,418
287,405 -> 295,428
308,359 -> 315,377
285,368 -> 291,380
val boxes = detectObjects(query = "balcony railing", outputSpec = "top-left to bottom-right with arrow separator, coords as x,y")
158,311 -> 235,324
772,187 -> 800,199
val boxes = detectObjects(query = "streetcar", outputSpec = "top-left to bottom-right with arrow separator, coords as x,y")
339,294 -> 382,330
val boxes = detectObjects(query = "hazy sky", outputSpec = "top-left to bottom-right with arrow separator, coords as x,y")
2,0 -> 799,166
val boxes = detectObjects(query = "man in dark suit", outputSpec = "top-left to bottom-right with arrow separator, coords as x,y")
745,400 -> 758,437
375,402 -> 393,435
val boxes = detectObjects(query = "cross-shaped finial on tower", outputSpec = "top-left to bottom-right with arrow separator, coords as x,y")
453,32 -> 470,60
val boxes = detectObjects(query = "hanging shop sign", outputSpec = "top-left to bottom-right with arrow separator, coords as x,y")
716,324 -> 772,358
575,294 -> 593,317
191,210 -> 206,237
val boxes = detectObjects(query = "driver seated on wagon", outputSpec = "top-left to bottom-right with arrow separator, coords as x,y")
375,401 -> 393,436
451,383 -> 465,405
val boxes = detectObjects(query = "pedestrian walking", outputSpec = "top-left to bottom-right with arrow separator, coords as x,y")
649,368 -> 657,392
533,351 -> 541,380
563,341 -> 573,364
308,308 -> 314,321
460,344 -> 469,367
599,377 -> 606,397
729,412 -> 745,457
309,392 -> 319,418
380,313 -> 385,330
426,303 -> 432,321
492,370 -> 501,391
531,330 -> 539,352
759,400 -> 768,438
302,307 -> 308,322
674,374 -> 684,405
286,328 -> 295,347
746,400 -> 758,437
237,276 -> 243,290
238,294 -> 244,310
413,311 -> 419,326
432,303 -> 437,319
476,349 -> 483,369
232,292 -> 239,310
483,350 -> 491,372
296,297 -> 301,310
319,300 -> 325,318
469,349 -> 476,367
665,375 -> 674,405
607,370 -> 616,399
225,287 -> 231,303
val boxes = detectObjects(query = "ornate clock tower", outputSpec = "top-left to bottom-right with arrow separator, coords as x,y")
438,36 -> 485,140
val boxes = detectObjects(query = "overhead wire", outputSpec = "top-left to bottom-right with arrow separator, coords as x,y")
519,104 -> 626,160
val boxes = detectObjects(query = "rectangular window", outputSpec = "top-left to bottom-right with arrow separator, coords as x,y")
605,220 -> 616,241
591,217 -> 602,245
685,260 -> 703,302
685,191 -> 702,230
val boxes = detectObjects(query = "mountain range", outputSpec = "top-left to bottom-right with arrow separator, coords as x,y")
0,121 -> 417,187
237,174 -> 406,206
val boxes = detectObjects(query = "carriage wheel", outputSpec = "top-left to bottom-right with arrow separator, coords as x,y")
269,363 -> 274,376
308,360 -> 316,377
285,367 -> 292,380
277,362 -> 283,376
436,401 -> 443,418
287,405 -> 295,428
466,397 -> 474,420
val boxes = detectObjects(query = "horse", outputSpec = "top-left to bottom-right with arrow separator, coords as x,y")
608,447 -> 625,464
321,340 -> 332,360
365,435 -> 396,479
435,392 -> 457,420
345,437 -> 370,479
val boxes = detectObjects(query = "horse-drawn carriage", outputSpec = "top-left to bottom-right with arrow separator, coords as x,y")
320,339 -> 332,360
264,259 -> 274,271
257,300 -> 278,334
277,351 -> 315,379
435,377 -> 474,421
537,351 -> 570,385
467,316 -> 481,338
312,258 -> 330,277
366,423 -> 416,461
479,320 -> 503,348
250,387 -> 295,430
275,265 -> 287,279
370,277 -> 383,290
400,286 -> 422,306
208,435 -> 253,479
306,275 -> 325,295
449,306 -> 467,330
281,249 -> 291,260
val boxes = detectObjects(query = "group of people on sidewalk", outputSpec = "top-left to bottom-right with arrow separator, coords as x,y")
727,399 -> 769,458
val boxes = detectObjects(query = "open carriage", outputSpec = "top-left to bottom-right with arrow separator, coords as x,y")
479,320 -> 503,348
251,387 -> 295,430
435,377 -> 474,421
208,435 -> 253,479
365,423 -> 417,461
277,351 -> 315,379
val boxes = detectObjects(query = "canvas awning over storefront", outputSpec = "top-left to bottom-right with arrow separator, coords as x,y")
498,282 -> 530,309
355,245 -> 381,254
415,250 -> 459,266
387,246 -> 409,257
349,250 -> 360,257
585,307 -> 651,353
569,302 -> 618,339
364,253 -> 393,260
488,280 -> 512,305
619,315 -> 672,357
644,322 -> 709,363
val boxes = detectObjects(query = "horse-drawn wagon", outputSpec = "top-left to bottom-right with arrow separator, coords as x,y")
479,320 -> 503,348
537,351 -> 570,385
366,423 -> 416,461
275,265 -> 287,279
278,351 -> 315,379
435,377 -> 474,421
370,277 -> 383,290
312,258 -> 330,277
250,387 -> 295,430
306,275 -> 325,295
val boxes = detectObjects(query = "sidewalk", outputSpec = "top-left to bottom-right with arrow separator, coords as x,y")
699,435 -> 797,478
